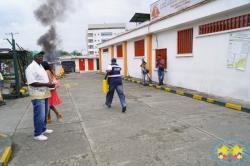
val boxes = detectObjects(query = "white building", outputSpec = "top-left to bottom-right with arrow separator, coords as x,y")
98,0 -> 250,102
59,55 -> 99,73
87,23 -> 126,57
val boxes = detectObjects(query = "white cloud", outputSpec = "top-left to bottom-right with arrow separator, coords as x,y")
0,0 -> 155,52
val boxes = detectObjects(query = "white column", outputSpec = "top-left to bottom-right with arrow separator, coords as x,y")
94,58 -> 97,71
85,59 -> 88,72
75,59 -> 80,72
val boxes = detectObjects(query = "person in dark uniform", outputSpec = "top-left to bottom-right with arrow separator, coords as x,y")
105,58 -> 126,113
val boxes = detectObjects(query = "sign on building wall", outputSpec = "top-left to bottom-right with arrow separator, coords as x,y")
150,0 -> 206,20
227,30 -> 250,71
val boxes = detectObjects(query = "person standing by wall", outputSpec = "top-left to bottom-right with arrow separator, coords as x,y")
140,58 -> 148,85
41,61 -> 62,123
156,55 -> 165,85
105,58 -> 127,113
25,51 -> 55,141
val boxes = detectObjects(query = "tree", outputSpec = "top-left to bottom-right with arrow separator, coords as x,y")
71,50 -> 82,56
59,50 -> 70,56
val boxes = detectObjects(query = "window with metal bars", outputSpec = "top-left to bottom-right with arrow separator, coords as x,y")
134,39 -> 145,57
199,14 -> 250,35
177,28 -> 193,54
116,45 -> 123,57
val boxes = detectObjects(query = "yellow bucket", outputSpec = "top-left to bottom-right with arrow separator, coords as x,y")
102,80 -> 108,94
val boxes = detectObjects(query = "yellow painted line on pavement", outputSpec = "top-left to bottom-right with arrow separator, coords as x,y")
0,146 -> 12,166
149,84 -> 154,87
136,81 -> 141,84
207,98 -> 215,103
225,103 -> 241,111
64,84 -> 71,89
193,95 -> 202,100
63,83 -> 79,89
156,85 -> 161,89
164,87 -> 171,92
176,90 -> 184,95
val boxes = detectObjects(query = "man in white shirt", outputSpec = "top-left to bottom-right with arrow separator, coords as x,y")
0,71 -> 5,105
25,51 -> 55,141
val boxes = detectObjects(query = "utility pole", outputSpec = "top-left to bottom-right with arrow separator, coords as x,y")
5,32 -> 20,97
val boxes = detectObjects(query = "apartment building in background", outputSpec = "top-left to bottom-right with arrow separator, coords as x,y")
87,23 -> 126,57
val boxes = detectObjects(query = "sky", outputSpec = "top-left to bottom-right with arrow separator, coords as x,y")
0,0 -> 155,53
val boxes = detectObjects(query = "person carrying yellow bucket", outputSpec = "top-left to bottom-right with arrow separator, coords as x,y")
104,58 -> 126,113
102,79 -> 108,94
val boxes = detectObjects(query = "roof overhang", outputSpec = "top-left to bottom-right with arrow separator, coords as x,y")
129,13 -> 150,23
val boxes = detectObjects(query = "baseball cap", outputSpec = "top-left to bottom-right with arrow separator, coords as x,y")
32,51 -> 45,57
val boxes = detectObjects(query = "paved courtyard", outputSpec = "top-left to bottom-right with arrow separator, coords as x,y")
0,72 -> 250,166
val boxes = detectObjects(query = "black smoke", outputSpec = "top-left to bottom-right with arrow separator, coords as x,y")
34,0 -> 72,60
34,0 -> 69,26
37,25 -> 58,53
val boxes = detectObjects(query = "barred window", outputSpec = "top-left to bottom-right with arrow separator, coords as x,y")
134,39 -> 145,57
116,45 -> 123,57
177,28 -> 193,54
199,14 -> 250,35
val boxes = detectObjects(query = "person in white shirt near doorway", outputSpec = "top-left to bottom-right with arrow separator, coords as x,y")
25,51 -> 55,141
0,71 -> 5,105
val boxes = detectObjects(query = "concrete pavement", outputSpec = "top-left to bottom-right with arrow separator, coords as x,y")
0,72 -> 250,166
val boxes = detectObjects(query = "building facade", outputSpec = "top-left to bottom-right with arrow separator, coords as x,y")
99,0 -> 250,102
87,23 -> 126,57
60,56 -> 99,73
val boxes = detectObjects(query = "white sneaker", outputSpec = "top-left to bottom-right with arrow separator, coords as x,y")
34,134 -> 48,141
43,129 -> 53,134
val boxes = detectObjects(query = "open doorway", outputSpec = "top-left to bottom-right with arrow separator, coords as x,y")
155,48 -> 167,69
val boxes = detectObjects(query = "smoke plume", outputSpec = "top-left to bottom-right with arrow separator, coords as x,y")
34,0 -> 72,57
37,25 -> 58,53
34,0 -> 69,26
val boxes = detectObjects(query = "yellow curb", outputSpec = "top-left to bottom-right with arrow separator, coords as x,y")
193,95 -> 202,100
176,90 -> 184,95
149,84 -> 154,87
207,98 -> 215,103
156,85 -> 161,89
136,81 -> 141,84
0,146 -> 12,166
225,103 -> 241,111
164,88 -> 171,92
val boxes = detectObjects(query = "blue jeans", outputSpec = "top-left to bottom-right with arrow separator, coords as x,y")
158,70 -> 164,85
106,84 -> 126,108
32,99 -> 48,136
